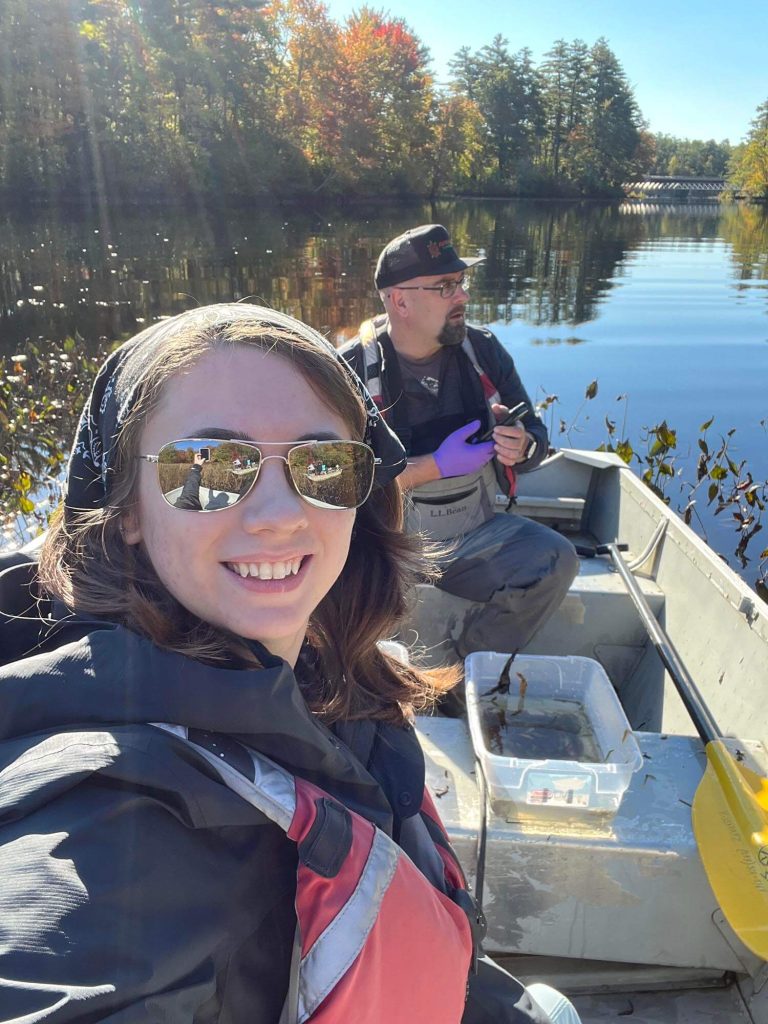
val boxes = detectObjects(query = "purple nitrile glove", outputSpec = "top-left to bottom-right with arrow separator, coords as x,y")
433,420 -> 495,479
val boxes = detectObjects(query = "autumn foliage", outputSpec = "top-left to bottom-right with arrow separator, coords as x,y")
0,0 -> 665,201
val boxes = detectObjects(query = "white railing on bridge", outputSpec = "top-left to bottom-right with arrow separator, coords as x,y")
623,176 -> 726,194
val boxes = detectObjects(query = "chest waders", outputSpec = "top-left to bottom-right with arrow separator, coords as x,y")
358,318 -> 513,542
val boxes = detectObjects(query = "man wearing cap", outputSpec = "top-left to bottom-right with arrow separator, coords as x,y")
340,224 -> 579,677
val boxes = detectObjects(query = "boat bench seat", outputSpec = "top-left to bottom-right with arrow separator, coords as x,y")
405,554 -> 664,692
523,549 -> 664,660
499,493 -> 586,531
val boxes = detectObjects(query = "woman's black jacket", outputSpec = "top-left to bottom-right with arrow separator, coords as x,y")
0,619 -> 429,1023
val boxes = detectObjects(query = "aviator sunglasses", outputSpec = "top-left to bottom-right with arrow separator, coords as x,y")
138,438 -> 379,512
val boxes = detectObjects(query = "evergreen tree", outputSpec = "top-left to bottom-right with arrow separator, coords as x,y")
448,46 -> 480,102
539,39 -> 589,183
570,38 -> 643,191
449,36 -> 543,182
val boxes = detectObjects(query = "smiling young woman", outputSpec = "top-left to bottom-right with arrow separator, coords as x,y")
121,346 -> 360,666
36,305 -> 436,723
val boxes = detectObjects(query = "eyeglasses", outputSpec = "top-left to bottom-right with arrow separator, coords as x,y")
138,438 -> 379,512
395,275 -> 470,300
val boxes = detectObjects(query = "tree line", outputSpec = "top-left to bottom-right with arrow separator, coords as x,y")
0,0 -> 765,203
646,105 -> 768,202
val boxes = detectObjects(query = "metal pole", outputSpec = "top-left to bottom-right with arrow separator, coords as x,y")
597,542 -> 723,745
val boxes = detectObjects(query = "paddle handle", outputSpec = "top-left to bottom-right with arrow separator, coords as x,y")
597,542 -> 723,745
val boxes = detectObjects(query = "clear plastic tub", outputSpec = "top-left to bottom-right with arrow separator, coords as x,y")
465,652 -> 643,819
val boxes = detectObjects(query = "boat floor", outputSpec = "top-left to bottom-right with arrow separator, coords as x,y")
570,987 -> 749,1023
495,956 -> 752,1022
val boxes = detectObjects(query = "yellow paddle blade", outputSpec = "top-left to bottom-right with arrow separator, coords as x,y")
692,739 -> 768,961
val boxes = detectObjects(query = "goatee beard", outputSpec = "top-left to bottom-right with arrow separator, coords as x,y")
438,316 -> 466,348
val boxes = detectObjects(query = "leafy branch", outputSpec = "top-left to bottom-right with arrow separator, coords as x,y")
536,380 -> 768,603
0,337 -> 109,547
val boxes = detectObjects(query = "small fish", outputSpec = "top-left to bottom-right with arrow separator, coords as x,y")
511,671 -> 528,716
482,652 -> 518,696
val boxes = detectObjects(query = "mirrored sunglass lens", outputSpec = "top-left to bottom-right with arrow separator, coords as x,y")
288,442 -> 374,509
156,440 -> 260,511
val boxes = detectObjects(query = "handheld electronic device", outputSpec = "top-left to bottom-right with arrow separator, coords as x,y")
199,447 -> 211,461
470,401 -> 529,444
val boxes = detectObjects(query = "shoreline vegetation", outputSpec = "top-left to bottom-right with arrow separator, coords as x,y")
2,2 -> 767,207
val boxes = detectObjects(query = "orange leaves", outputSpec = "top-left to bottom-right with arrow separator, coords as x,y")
370,17 -> 421,74
270,0 -> 433,188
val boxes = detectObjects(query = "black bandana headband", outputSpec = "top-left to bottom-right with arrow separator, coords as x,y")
64,304 -> 407,512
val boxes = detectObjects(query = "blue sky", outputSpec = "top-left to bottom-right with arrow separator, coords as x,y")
326,0 -> 767,143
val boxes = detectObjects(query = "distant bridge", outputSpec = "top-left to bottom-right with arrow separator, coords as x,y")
622,175 -> 727,198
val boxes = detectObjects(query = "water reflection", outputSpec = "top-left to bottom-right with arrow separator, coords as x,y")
7,200 -> 765,359
719,204 -> 768,285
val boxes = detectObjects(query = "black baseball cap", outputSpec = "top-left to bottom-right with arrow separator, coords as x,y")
374,224 -> 484,289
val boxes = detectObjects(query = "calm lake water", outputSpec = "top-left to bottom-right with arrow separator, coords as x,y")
2,197 -> 767,569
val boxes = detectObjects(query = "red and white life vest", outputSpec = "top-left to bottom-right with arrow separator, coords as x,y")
155,724 -> 475,1024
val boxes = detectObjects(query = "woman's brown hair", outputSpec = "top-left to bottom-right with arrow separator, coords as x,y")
39,305 -> 452,723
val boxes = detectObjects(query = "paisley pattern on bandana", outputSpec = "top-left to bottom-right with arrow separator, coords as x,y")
64,305 -> 408,513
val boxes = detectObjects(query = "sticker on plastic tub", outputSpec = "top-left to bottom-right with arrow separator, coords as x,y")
525,770 -> 593,808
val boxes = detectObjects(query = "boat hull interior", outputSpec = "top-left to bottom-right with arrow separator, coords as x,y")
405,450 -> 768,1023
